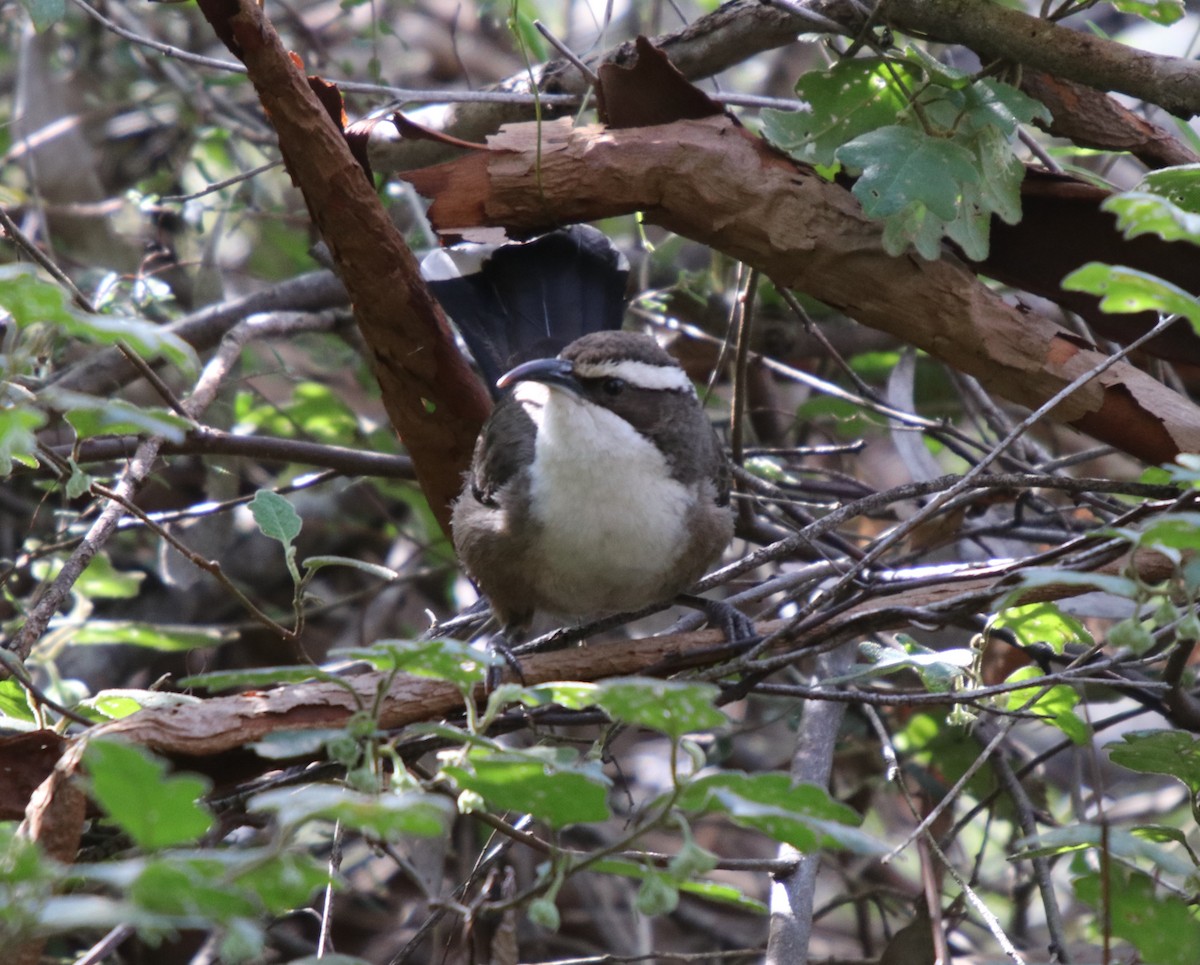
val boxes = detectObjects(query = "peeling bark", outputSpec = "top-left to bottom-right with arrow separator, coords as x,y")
194,0 -> 490,535
404,117 -> 1200,464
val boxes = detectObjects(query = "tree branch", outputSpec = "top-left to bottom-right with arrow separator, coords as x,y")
193,0 -> 491,536
402,117 -> 1200,464
880,0 -> 1200,118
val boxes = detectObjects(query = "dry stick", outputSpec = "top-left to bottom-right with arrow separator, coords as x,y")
67,0 -> 246,74
756,311 -> 1186,659
70,925 -> 135,965
729,268 -> 759,466
869,706 -> 1027,963
115,342 -> 195,421
923,823 -> 1027,965
533,20 -> 600,86
989,743 -> 1071,962
0,205 -> 96,314
158,160 -> 283,204
90,483 -> 295,642
765,643 -> 855,965
880,643 -> 1106,868
676,320 -> 996,465
62,430 -> 414,479
525,951 -> 763,965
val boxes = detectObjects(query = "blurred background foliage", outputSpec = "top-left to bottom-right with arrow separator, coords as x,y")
5,0 -> 1200,963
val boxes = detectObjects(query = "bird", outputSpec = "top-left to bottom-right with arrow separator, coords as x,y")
423,226 -> 747,662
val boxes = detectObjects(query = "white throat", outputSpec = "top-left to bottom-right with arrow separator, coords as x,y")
513,382 -> 693,616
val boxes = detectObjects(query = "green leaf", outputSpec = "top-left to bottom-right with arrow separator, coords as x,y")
1107,616 -> 1155,654
335,638 -> 494,691
179,665 -> 330,691
593,678 -> 727,739
1062,263 -> 1200,331
0,404 -> 46,476
1074,867 -> 1200,965
78,691 -> 168,721
902,44 -> 969,88
249,489 -> 302,546
591,858 -> 768,913
1002,667 -> 1090,744
520,681 -> 600,710
761,58 -> 917,167
667,832 -> 720,880
0,679 -> 35,723
442,749 -> 611,828
248,729 -> 343,760
959,78 -> 1051,138
19,0 -> 66,30
84,740 -> 214,849
131,859 -> 258,918
76,555 -> 145,599
1108,730 -> 1200,798
303,555 -> 399,581
965,124 -> 1025,226
1134,513 -> 1200,553
839,125 -> 980,221
1109,0 -> 1185,24
0,265 -> 197,373
507,6 -> 547,61
1016,825 -> 1194,877
1140,163 -> 1200,210
848,639 -> 973,693
250,489 -> 301,584
635,872 -> 679,916
990,602 -> 1094,653
943,177 -> 992,261
39,387 -> 191,443
250,784 -> 452,838
67,621 -> 237,651
0,265 -> 79,328
676,772 -> 874,853
527,896 -> 561,931
1131,824 -> 1200,866
1105,191 -> 1200,246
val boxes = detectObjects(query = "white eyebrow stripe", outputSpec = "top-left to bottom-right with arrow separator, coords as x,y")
572,359 -> 696,393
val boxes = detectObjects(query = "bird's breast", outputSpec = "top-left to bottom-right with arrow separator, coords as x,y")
520,385 -> 695,616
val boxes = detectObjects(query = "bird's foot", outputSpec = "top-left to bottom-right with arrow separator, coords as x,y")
486,631 -> 528,690
676,593 -> 758,647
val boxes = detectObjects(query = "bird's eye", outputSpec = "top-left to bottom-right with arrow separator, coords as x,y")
601,377 -> 625,396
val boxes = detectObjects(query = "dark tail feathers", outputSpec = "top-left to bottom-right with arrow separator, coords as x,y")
423,226 -> 629,395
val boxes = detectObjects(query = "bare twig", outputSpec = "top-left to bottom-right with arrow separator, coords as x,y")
0,205 -> 96,313
766,643 -> 855,964
758,312 -> 1185,658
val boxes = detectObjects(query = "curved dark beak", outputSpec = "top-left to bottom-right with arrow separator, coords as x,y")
496,357 -> 580,395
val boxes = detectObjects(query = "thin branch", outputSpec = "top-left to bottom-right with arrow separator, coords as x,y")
758,312 -> 1185,658
51,272 -> 349,396
0,205 -> 96,313
56,428 -> 414,479
533,20 -> 600,87
766,643 -> 855,964
67,0 -> 246,74
988,740 -> 1072,962
90,483 -> 297,643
